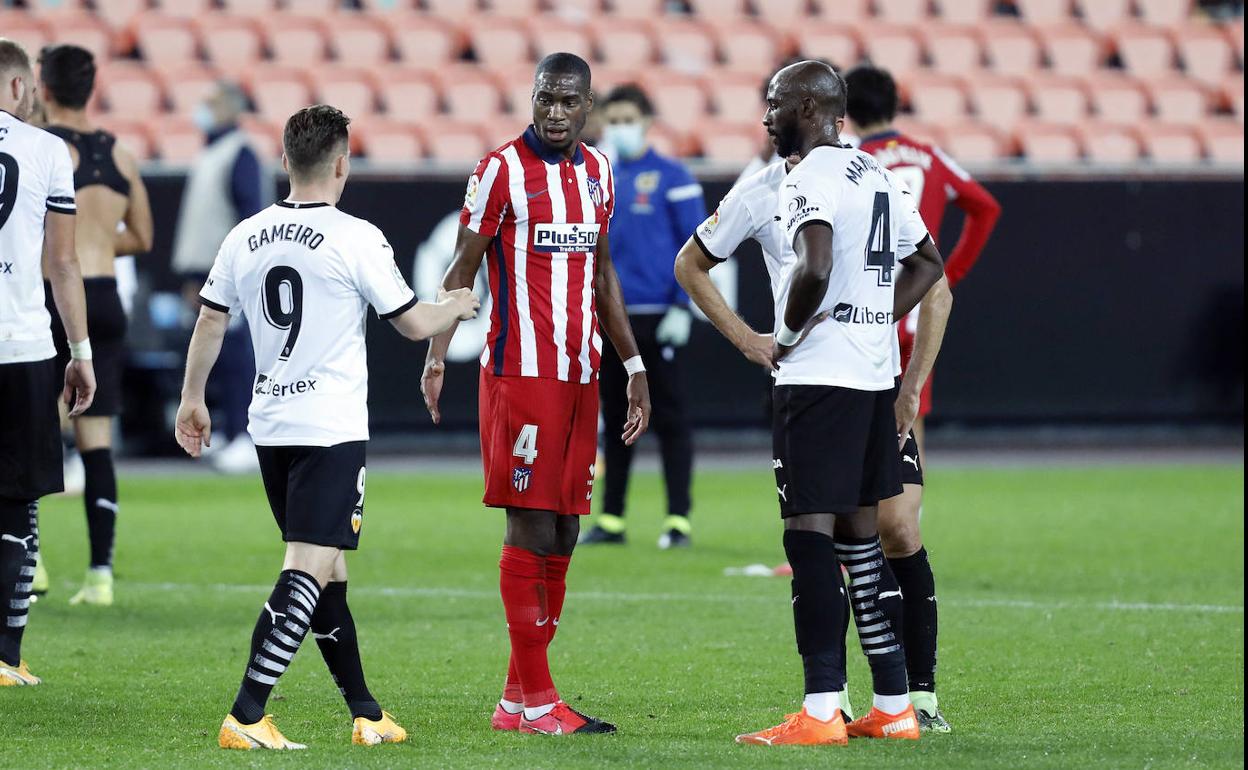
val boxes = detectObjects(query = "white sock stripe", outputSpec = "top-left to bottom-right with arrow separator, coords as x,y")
262,640 -> 296,661
850,589 -> 878,600
288,586 -> 317,613
253,654 -> 289,675
9,597 -> 30,610
288,573 -> 321,599
834,540 -> 881,553
7,616 -> 28,628
14,581 -> 32,593
282,619 -> 308,637
844,557 -> 884,571
286,604 -> 312,625
850,573 -> 881,587
858,611 -> 883,622
857,621 -> 891,634
19,566 -> 34,577
271,629 -> 301,649
860,632 -> 897,645
865,643 -> 902,655
246,668 -> 279,685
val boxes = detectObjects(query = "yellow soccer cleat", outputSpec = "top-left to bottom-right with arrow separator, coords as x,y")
218,715 -> 307,750
352,711 -> 408,745
0,660 -> 41,687
68,567 -> 113,607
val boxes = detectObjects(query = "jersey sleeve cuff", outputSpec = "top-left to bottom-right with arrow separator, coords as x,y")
378,294 -> 418,320
692,232 -> 727,263
198,295 -> 231,313
46,199 -> 76,215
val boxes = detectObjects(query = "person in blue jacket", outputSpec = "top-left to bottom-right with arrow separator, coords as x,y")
581,84 -> 706,549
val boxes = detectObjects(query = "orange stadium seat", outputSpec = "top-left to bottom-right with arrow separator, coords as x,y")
547,0 -> 603,22
97,62 -> 165,118
793,23 -> 861,68
1027,74 -> 1090,121
890,115 -> 941,144
647,121 -> 691,157
354,119 -> 424,162
19,0 -> 88,17
874,0 -> 931,24
686,0 -> 750,19
218,0 -> 279,17
1196,118 -> 1244,163
935,0 -> 994,24
1076,121 -> 1143,162
436,66 -> 504,121
1037,23 -> 1105,75
591,19 -> 657,68
468,19 -> 534,68
1222,73 -> 1243,120
1072,0 -> 1132,30
95,117 -> 155,160
422,0 -> 482,15
904,72 -> 969,123
1111,24 -> 1177,76
698,122 -> 761,163
715,22 -> 786,74
1014,121 -> 1081,162
923,24 -> 984,74
1135,0 -> 1193,27
762,0 -> 816,21
1145,76 -> 1211,123
261,14 -> 330,66
149,115 -> 204,163
239,116 -> 282,159
810,0 -> 868,23
376,67 -> 440,122
93,0 -> 147,30
640,74 -> 711,128
527,19 -> 593,61
708,72 -> 766,128
0,14 -> 50,57
158,64 -> 222,116
860,24 -> 922,73
500,71 -> 536,116
54,13 -> 116,60
937,122 -> 1011,162
424,123 -> 490,163
657,20 -> 719,74
602,0 -> 666,19
245,66 -> 315,122
283,0 -> 344,15
328,15 -> 393,66
485,0 -> 545,18
392,14 -> 465,66
157,0 -> 216,17
980,20 -> 1042,75
1172,24 -> 1235,85
590,67 -> 643,92
317,67 -> 380,118
132,13 -> 200,65
1137,121 -> 1202,162
1085,72 -> 1149,123
196,15 -> 264,70
1012,0 -> 1073,24
966,73 -> 1029,128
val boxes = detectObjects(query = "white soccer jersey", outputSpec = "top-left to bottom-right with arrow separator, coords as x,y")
0,110 -> 77,364
200,201 -> 417,446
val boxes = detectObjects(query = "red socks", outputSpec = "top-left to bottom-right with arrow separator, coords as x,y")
499,546 -> 557,707
545,554 -> 570,645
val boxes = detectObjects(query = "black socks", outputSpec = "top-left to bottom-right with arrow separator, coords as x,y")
310,581 -> 381,720
835,535 -> 908,697
81,448 -> 117,569
783,529 -> 848,694
0,500 -> 37,667
890,547 -> 938,693
230,570 -> 321,724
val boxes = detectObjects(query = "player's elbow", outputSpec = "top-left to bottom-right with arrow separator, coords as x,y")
673,242 -> 703,291
195,306 -> 230,337
135,226 -> 155,253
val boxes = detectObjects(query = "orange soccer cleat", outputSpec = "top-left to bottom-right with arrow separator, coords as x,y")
735,708 -> 848,746
846,705 -> 921,740
491,703 -> 523,731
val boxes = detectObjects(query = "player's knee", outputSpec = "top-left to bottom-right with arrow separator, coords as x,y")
879,523 -> 922,559
282,542 -> 340,587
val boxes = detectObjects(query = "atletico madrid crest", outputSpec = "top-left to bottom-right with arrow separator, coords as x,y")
512,467 -> 532,493
586,176 -> 604,207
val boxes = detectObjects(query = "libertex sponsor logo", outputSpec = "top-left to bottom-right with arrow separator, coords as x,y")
832,302 -> 893,325
533,223 -> 600,253
254,373 -> 318,398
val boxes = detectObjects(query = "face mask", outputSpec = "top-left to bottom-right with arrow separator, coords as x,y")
605,123 -> 646,159
192,103 -> 216,133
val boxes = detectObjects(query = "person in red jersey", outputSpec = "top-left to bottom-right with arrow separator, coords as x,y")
844,65 -> 1002,733
420,52 -> 651,737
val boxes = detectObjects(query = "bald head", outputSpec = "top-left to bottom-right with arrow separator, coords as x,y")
771,60 -> 847,119
763,59 -> 847,159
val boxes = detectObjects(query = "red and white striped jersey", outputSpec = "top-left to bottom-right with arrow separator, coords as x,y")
460,126 -> 614,384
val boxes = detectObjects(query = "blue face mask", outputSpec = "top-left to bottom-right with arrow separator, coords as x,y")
605,123 -> 647,159
192,103 -> 216,134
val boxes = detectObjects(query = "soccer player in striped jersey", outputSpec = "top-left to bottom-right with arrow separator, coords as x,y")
421,53 -> 651,736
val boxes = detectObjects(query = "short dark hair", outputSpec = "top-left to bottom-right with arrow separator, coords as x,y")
283,105 -> 350,179
845,65 -> 898,126
0,38 -> 33,78
39,44 -> 96,109
603,84 -> 654,117
535,52 -> 591,93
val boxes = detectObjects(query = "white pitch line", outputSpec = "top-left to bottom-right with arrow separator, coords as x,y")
122,581 -> 1244,615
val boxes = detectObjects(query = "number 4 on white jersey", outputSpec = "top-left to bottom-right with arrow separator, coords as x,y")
513,424 -> 538,465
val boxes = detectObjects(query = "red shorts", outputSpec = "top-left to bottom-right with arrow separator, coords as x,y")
478,370 -> 599,515
897,324 -> 934,418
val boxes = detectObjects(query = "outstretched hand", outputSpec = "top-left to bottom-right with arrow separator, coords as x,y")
622,372 -> 651,446
174,400 -> 212,458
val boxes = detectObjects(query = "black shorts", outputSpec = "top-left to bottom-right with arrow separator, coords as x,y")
772,383 -> 904,517
900,430 -> 924,487
256,441 -> 367,550
47,277 -> 127,417
0,358 -> 64,500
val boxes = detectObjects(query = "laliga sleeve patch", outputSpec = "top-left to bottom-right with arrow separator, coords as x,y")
464,174 -> 480,209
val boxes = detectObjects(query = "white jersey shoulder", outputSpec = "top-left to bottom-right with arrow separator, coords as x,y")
0,113 -> 77,364
201,202 -> 415,447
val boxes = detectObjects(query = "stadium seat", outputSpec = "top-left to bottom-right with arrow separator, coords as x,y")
937,122 -> 1011,162
923,24 -> 984,74
1195,118 -> 1244,163
793,23 -> 862,68
1145,76 -> 1211,124
592,67 -> 644,92
158,64 -> 222,116
980,20 -> 1042,75
1013,0 -> 1074,24
467,18 -> 534,68
890,116 -> 941,145
1172,24 -> 1235,85
707,71 -> 766,128
358,0 -> 420,10
376,67 -> 440,122
1072,0 -> 1132,30
1075,121 -> 1142,162
966,74 -> 1029,128
1084,73 -> 1149,123
97,62 -> 165,118
527,19 -> 593,61
316,67 -> 380,118
602,0 -> 665,19
640,74 -> 711,129
239,116 -> 282,159
94,0 -> 147,30
218,0 -> 279,17
698,122 -> 766,163
245,66 -> 315,122
590,19 -> 657,68
860,24 -> 922,74
391,14 -> 465,66
424,122 -> 490,163
686,0 -> 750,19
1027,74 -> 1090,121
500,71 -> 536,116
435,66 -> 505,121
196,15 -> 264,70
327,14 -> 392,66
657,20 -> 719,75
422,0 -> 481,16
483,0 -> 544,18
132,13 -> 200,65
934,0 -> 994,24
547,0 -> 603,23
260,14 -> 330,66
157,0 -> 216,18
354,119 -> 424,162
95,117 -> 155,160
149,115 -> 204,163
648,121 -> 693,157
1036,23 -> 1105,76
1223,74 -> 1243,121
283,0 -> 346,15
714,22 -> 785,74
18,0 -> 88,17
809,0 -> 868,23
1014,121 -> 1081,162
874,0 -> 931,24
0,14 -> 50,58
54,13 -> 117,60
1111,24 -> 1177,76
1136,121 -> 1202,162
903,72 -> 969,124
1134,0 -> 1193,27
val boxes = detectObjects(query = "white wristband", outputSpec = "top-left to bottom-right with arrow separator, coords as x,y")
775,322 -> 802,347
68,337 -> 93,361
622,355 -> 646,376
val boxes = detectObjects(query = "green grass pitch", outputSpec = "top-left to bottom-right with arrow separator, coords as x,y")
8,463 -> 1244,768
